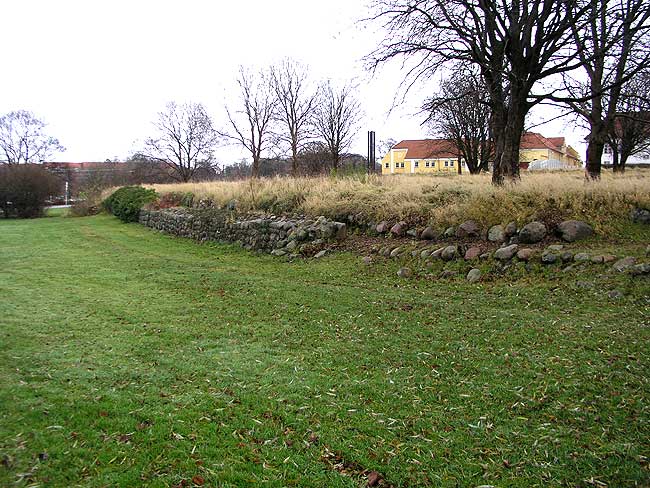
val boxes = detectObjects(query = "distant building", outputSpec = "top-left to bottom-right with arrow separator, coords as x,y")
380,139 -> 467,175
602,112 -> 650,167
519,133 -> 582,169
380,132 -> 582,175
603,145 -> 650,166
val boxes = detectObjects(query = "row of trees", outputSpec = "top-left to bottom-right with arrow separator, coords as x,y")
142,60 -> 363,181
425,67 -> 650,175
603,75 -> 650,171
4,0 -> 650,185
369,0 -> 650,182
0,62 -> 364,184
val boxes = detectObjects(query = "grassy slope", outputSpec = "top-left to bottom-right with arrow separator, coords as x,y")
0,215 -> 649,487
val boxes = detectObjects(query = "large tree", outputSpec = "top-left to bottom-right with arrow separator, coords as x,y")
222,67 -> 276,178
607,72 -> 650,172
368,0 -> 596,185
563,0 -> 650,179
270,59 -> 318,176
424,70 -> 492,174
143,102 -> 219,182
312,81 -> 362,171
0,110 -> 64,164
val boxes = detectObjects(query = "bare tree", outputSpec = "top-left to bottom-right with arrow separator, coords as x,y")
296,141 -> 331,175
0,110 -> 64,164
377,138 -> 397,158
222,67 -> 276,178
607,72 -> 650,172
368,0 -> 597,185
563,0 -> 650,179
424,70 -> 493,174
312,81 -> 362,170
270,59 -> 318,176
143,102 -> 219,182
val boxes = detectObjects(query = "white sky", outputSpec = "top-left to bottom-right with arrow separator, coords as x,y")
0,0 -> 587,163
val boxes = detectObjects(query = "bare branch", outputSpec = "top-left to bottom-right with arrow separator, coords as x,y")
220,67 -> 277,178
270,59 -> 319,176
142,102 -> 219,182
311,81 -> 363,170
0,110 -> 64,164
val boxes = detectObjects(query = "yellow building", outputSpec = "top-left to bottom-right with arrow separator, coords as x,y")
519,132 -> 582,168
380,139 -> 466,175
381,133 -> 582,175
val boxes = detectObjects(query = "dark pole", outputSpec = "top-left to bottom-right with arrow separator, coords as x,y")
367,131 -> 375,174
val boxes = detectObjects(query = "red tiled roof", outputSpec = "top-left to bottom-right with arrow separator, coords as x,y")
392,139 -> 460,159
519,132 -> 561,151
393,133 -> 574,160
546,137 -> 565,149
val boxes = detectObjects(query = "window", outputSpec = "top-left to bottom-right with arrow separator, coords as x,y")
444,161 -> 449,167
450,160 -> 455,167
401,162 -> 405,168
385,163 -> 389,168
414,161 -> 419,168
425,161 -> 430,167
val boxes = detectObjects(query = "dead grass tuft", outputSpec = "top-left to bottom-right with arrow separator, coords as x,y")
147,170 -> 650,232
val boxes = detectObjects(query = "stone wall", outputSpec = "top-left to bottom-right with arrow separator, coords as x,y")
139,208 -> 347,255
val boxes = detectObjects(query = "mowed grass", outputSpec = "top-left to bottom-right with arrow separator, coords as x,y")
1,215 -> 649,487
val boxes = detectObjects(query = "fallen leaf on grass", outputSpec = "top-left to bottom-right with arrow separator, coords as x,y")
367,470 -> 382,486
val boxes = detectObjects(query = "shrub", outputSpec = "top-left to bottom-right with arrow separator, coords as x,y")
103,186 -> 158,222
69,191 -> 103,217
0,164 -> 61,218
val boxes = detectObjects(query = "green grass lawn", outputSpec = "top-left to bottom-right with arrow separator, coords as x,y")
1,215 -> 649,487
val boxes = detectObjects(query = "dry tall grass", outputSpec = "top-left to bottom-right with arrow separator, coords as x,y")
147,170 -> 650,231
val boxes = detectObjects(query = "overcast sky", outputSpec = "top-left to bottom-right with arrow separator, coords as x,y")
1,0 -> 586,163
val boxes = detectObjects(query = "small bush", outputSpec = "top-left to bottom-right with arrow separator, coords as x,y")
70,191 -> 103,217
0,164 -> 60,218
103,186 -> 158,222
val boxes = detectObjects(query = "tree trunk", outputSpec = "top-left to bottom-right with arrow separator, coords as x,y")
618,152 -> 629,173
291,145 -> 299,177
492,112 -> 525,185
490,106 -> 507,185
611,146 -> 623,173
488,79 -> 530,185
332,152 -> 340,171
251,157 -> 260,178
585,127 -> 607,179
